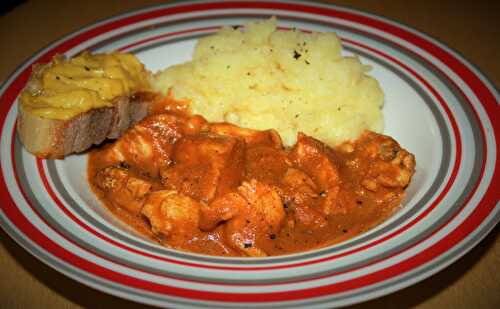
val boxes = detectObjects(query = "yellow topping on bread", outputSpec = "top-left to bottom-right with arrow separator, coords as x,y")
20,52 -> 151,120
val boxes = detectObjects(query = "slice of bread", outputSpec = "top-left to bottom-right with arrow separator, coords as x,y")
16,51 -> 156,159
17,92 -> 155,159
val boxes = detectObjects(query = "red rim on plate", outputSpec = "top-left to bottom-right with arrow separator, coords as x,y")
0,1 -> 498,308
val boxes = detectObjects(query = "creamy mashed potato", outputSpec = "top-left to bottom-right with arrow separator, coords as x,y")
153,18 -> 384,146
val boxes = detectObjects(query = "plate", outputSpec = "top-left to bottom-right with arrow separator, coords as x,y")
0,1 -> 498,308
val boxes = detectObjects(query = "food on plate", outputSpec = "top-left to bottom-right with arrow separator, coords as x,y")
88,112 -> 415,256
17,18 -> 383,158
17,51 -> 154,158
153,18 -> 384,146
15,17 -> 415,256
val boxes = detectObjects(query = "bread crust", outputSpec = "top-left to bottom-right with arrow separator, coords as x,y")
17,94 -> 152,159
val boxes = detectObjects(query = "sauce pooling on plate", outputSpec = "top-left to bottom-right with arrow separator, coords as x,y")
88,106 -> 415,257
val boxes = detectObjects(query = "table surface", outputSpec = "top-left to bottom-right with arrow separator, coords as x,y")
1,0 -> 499,308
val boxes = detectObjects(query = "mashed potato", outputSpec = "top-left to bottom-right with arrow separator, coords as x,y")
153,18 -> 384,146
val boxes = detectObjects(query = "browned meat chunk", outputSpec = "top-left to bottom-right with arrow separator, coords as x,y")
94,166 -> 151,215
160,133 -> 242,203
200,180 -> 285,256
141,190 -> 202,247
244,145 -> 289,186
210,123 -> 283,148
99,114 -> 185,177
279,168 -> 327,228
355,132 -> 416,191
289,133 -> 342,214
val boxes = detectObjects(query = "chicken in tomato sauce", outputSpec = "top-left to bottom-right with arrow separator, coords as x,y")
88,112 -> 415,257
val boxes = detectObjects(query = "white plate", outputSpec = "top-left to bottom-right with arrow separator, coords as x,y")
0,1 -> 498,308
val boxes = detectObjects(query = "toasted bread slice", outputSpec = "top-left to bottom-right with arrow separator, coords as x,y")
17,93 -> 154,159
16,51 -> 155,159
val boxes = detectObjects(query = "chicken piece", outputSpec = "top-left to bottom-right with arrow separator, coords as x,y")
229,180 -> 286,257
199,192 -> 246,231
216,138 -> 246,198
200,180 -> 286,257
141,190 -> 202,246
209,123 -> 283,149
212,122 -> 289,187
291,204 -> 328,228
94,166 -> 152,215
160,133 -> 243,203
280,168 -> 327,229
281,168 -> 318,204
289,133 -> 343,214
244,145 -> 289,186
99,114 -> 185,177
356,132 -> 416,191
181,114 -> 210,135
